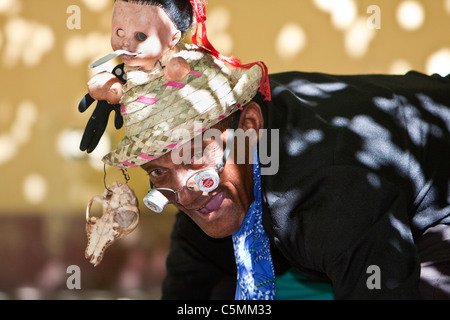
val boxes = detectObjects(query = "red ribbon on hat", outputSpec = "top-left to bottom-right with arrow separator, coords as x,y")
189,0 -> 271,101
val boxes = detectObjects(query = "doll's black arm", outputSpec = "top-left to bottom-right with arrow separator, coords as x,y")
78,64 -> 126,153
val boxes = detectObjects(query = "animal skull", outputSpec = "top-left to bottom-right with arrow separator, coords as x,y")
85,182 -> 140,266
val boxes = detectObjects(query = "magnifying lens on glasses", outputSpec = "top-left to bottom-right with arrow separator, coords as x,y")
193,167 -> 221,192
143,189 -> 169,213
143,167 -> 220,213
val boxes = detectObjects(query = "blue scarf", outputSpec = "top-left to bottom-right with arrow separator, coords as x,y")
232,149 -> 276,300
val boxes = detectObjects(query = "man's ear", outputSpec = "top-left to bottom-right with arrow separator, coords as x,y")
239,101 -> 264,133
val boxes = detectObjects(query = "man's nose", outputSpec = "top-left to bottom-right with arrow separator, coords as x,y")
176,187 -> 202,206
172,171 -> 201,206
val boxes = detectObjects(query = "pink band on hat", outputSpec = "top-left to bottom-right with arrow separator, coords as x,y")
219,115 -> 226,119
121,104 -> 127,115
138,154 -> 157,161
136,96 -> 159,105
189,71 -> 202,77
165,143 -> 179,149
165,82 -> 185,89
122,161 -> 137,167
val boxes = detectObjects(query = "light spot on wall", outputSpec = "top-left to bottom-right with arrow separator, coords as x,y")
87,134 -> 112,171
314,0 -> 375,59
276,23 -> 307,59
206,6 -> 233,55
389,59 -> 412,74
331,0 -> 357,30
2,18 -> 54,68
344,18 -> 375,59
0,0 -> 21,15
446,0 -> 450,15
396,1 -> 425,31
426,48 -> 450,76
81,0 -> 111,12
313,0 -> 357,30
23,174 -> 48,205
65,33 -> 112,67
0,135 -> 15,165
56,127 -> 112,171
57,129 -> 86,160
0,100 -> 38,165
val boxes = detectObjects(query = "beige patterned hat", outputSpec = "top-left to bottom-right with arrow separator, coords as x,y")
102,43 -> 264,168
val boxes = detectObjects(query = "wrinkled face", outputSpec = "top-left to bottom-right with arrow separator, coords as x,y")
111,0 -> 181,70
141,125 -> 255,239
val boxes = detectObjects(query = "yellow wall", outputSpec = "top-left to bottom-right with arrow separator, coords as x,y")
0,0 -> 449,298
1,0 -> 450,216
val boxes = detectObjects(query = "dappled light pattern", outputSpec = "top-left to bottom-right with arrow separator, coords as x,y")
264,70 -> 449,238
396,1 -> 425,31
3,17 -> 54,68
206,6 -> 233,55
65,33 -> 111,68
258,71 -> 449,298
23,174 -> 48,205
313,0 -> 375,58
0,0 -> 449,300
308,0 -> 450,71
80,0 -> 110,12
426,48 -> 450,77
0,100 -> 38,165
276,24 -> 307,60
313,0 -> 358,30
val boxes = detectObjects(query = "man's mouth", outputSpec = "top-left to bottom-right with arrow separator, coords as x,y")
196,192 -> 225,215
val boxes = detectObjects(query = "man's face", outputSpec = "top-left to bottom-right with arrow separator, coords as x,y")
141,124 -> 254,238
111,1 -> 180,70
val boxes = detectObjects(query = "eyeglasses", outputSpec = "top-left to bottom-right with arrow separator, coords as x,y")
143,164 -> 224,213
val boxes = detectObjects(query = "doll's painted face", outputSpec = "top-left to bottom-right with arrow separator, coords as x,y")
111,0 -> 181,71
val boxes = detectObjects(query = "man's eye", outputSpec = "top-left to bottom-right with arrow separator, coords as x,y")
150,169 -> 163,177
135,32 -> 148,42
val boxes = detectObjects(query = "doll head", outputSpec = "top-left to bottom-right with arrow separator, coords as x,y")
111,0 -> 194,70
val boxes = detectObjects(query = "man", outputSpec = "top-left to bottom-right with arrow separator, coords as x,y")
156,71 -> 450,299
80,16 -> 449,298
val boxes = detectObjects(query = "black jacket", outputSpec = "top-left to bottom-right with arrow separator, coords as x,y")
162,71 -> 450,299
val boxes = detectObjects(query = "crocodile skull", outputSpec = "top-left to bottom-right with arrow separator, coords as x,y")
85,182 -> 140,266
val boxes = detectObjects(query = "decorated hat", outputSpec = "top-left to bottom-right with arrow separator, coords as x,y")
102,44 -> 264,168
102,0 -> 270,168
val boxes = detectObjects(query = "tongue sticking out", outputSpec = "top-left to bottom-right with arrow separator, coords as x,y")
197,192 -> 225,215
